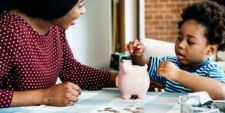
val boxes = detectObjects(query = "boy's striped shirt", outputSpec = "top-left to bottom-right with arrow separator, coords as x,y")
149,56 -> 225,93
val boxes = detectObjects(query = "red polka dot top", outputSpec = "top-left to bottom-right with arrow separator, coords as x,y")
0,11 -> 111,108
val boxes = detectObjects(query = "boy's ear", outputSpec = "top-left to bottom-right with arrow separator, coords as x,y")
207,45 -> 218,55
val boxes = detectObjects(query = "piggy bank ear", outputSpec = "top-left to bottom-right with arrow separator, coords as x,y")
121,60 -> 132,64
143,64 -> 148,70
122,60 -> 132,74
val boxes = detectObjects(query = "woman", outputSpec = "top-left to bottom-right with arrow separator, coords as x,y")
0,0 -> 116,108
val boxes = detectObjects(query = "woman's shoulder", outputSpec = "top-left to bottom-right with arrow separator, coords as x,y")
0,11 -> 35,48
51,25 -> 65,34
0,11 -> 29,33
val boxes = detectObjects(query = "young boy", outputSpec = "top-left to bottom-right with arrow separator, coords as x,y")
127,1 -> 225,100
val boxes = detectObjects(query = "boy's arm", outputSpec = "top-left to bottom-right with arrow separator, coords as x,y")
158,61 -> 225,99
176,70 -> 225,100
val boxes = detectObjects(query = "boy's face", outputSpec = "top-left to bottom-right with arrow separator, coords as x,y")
52,0 -> 86,29
175,19 -> 213,67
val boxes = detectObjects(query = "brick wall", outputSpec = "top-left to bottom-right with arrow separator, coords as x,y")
145,0 -> 202,42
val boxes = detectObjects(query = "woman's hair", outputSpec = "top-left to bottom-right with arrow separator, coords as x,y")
0,0 -> 79,20
178,0 -> 225,51
0,0 -> 15,13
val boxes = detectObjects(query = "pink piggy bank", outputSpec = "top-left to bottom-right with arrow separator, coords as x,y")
116,60 -> 150,99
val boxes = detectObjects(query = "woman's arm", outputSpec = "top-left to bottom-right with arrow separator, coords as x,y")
58,32 -> 112,90
10,82 -> 81,107
104,72 -> 117,87
11,89 -> 46,107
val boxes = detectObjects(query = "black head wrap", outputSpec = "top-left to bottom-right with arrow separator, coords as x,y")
0,0 -> 79,20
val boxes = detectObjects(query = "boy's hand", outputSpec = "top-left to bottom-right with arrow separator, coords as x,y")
126,39 -> 144,56
157,61 -> 180,81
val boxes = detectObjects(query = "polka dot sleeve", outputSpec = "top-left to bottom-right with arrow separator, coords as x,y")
0,90 -> 13,108
58,31 -> 111,90
0,30 -> 14,108
0,47 -> 13,107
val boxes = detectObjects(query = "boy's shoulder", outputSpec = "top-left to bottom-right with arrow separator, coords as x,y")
151,56 -> 180,65
200,60 -> 225,82
198,60 -> 224,74
160,56 -> 180,63
204,60 -> 222,68
208,61 -> 224,70
152,56 -> 177,61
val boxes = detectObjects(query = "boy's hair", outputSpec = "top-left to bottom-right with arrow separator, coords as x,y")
212,0 -> 225,6
0,0 -> 79,20
178,0 -> 225,51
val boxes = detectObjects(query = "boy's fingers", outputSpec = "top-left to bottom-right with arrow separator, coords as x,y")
127,42 -> 134,53
136,45 -> 141,49
133,39 -> 139,47
133,43 -> 144,56
125,44 -> 129,51
126,40 -> 142,55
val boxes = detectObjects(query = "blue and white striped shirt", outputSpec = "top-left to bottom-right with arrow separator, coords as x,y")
149,56 -> 225,93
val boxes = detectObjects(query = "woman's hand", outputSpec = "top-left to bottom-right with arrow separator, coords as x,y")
44,81 -> 81,106
157,61 -> 180,81
126,39 -> 145,57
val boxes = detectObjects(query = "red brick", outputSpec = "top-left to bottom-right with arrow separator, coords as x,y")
144,0 -> 202,41
177,3 -> 187,8
155,15 -> 163,19
155,26 -> 164,30
164,15 -> 174,20
165,4 -> 177,8
160,0 -> 169,2
145,15 -> 153,20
